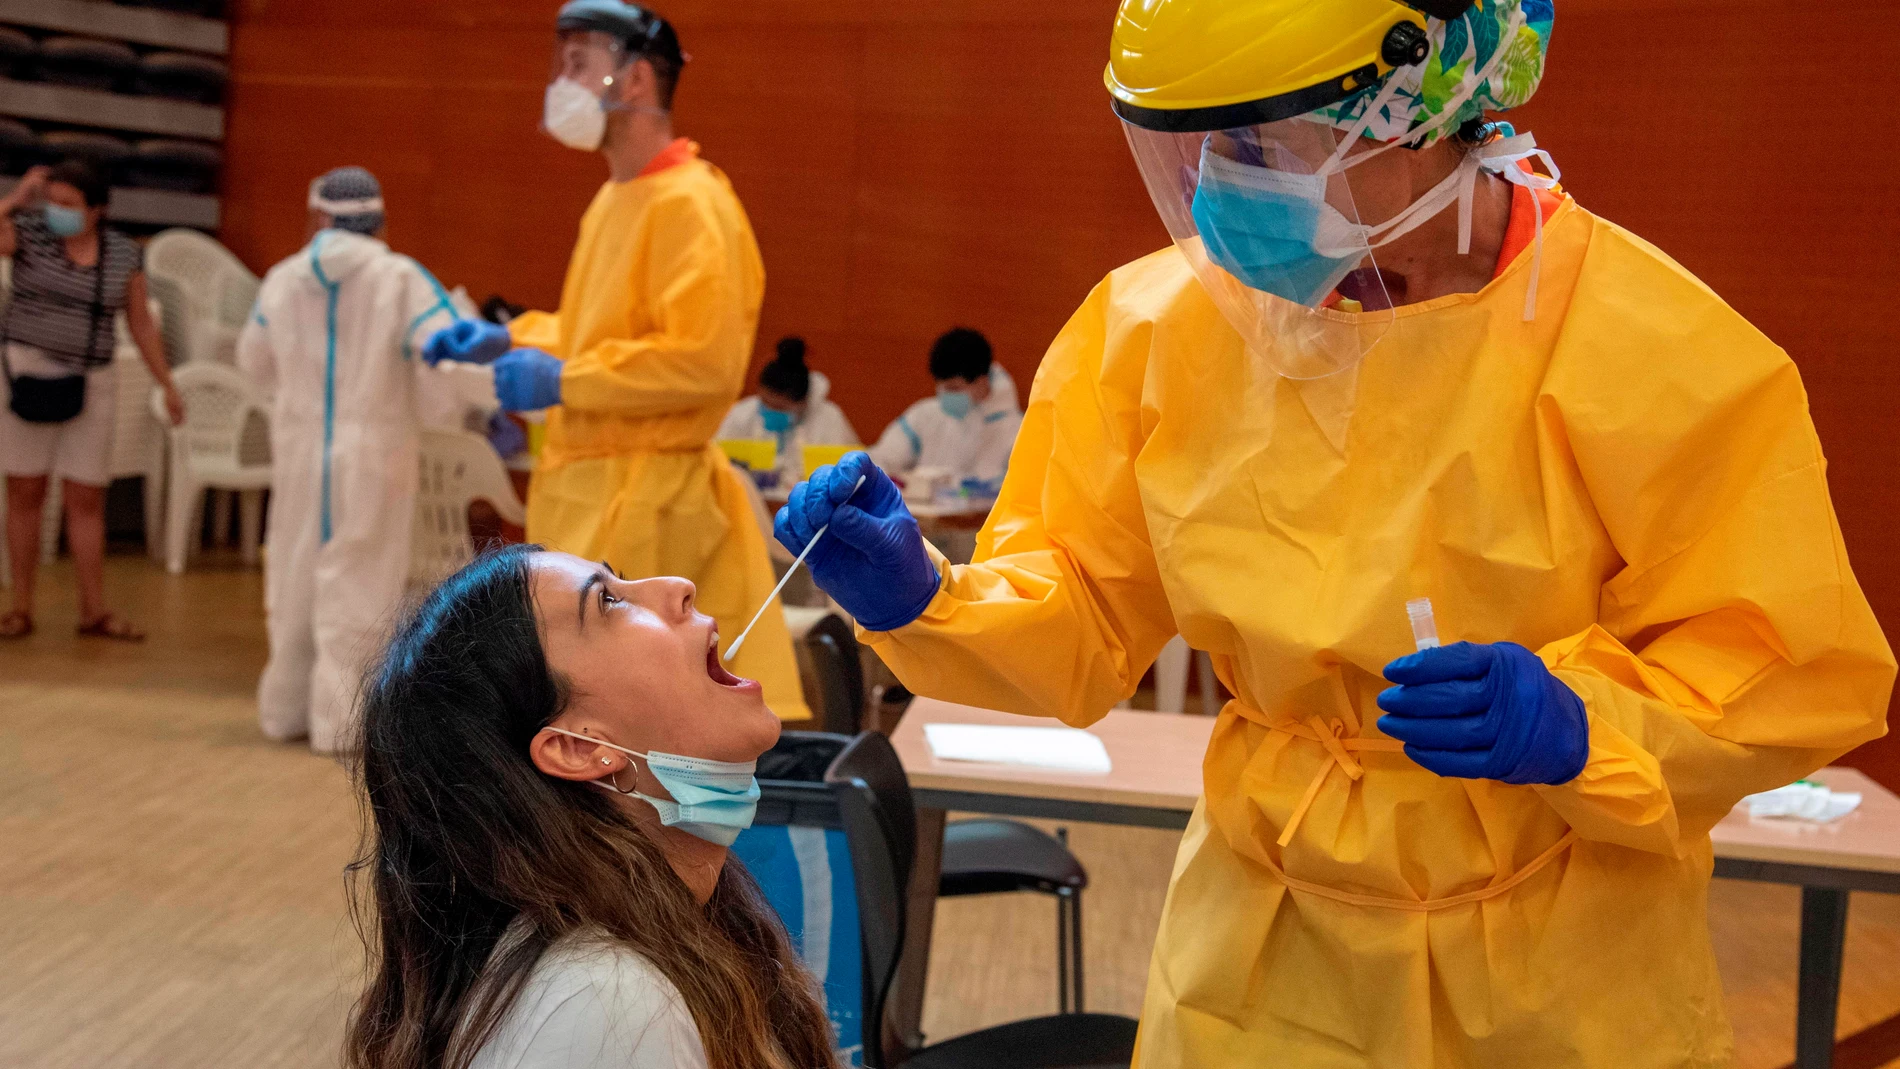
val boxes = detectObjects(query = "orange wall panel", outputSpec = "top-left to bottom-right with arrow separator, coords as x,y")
221,0 -> 1898,786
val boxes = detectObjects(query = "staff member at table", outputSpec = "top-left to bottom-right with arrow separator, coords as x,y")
776,0 -> 1895,1065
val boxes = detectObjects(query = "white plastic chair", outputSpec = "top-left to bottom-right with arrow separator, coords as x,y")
143,229 -> 258,367
146,231 -> 260,542
156,363 -> 271,574
410,428 -> 526,588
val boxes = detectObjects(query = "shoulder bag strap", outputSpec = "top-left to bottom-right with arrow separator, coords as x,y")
83,234 -> 108,367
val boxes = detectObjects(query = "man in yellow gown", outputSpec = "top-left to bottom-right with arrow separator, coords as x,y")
778,1 -> 1893,1065
433,0 -> 807,720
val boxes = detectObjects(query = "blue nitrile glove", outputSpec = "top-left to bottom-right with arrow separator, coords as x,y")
485,411 -> 527,457
775,451 -> 939,632
423,319 -> 512,366
493,348 -> 563,411
1376,641 -> 1589,786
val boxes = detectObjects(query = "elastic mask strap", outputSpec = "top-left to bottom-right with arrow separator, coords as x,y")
541,725 -> 648,795
1359,150 -> 1483,251
1475,132 -> 1562,321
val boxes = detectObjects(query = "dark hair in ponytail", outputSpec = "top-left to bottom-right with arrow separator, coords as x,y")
759,336 -> 811,401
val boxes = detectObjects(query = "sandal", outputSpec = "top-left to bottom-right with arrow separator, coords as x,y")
0,611 -> 32,639
77,613 -> 145,642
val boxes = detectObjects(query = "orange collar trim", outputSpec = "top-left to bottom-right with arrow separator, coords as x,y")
638,137 -> 698,178
1494,168 -> 1566,279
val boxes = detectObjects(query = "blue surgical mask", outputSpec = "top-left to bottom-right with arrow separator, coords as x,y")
1189,149 -> 1366,307
759,406 -> 794,435
43,204 -> 88,238
936,387 -> 973,420
543,727 -> 761,847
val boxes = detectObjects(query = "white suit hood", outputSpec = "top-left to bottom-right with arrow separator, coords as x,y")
294,229 -> 386,289
977,364 -> 1018,419
807,369 -> 835,409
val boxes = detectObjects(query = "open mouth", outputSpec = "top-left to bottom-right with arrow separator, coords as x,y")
704,630 -> 752,688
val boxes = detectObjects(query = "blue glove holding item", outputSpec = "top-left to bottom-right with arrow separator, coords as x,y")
485,411 -> 527,458
423,319 -> 512,366
493,348 -> 563,411
1376,641 -> 1589,786
775,451 -> 939,632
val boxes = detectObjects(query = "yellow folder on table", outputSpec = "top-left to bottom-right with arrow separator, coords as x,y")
718,439 -> 777,471
801,444 -> 854,480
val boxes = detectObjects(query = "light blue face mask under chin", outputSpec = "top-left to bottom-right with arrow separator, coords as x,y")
542,727 -> 762,847
1189,148 -> 1366,307
43,204 -> 89,238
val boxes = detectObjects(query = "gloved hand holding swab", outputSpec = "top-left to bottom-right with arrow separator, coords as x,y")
723,474 -> 866,663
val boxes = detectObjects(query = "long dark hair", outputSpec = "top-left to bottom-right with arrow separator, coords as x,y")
345,544 -> 838,1069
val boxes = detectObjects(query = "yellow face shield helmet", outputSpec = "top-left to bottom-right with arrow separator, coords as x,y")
1105,0 -> 1560,380
1104,0 -> 1470,134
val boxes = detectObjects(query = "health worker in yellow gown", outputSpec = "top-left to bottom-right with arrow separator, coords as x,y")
777,1 -> 1894,1065
430,0 -> 807,720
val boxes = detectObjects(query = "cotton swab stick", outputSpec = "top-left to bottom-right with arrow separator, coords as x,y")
723,475 -> 865,663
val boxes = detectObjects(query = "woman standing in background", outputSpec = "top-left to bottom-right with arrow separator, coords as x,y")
0,161 -> 182,641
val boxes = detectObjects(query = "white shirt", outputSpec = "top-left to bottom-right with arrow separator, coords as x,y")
468,932 -> 709,1069
867,364 -> 1022,484
716,370 -> 860,481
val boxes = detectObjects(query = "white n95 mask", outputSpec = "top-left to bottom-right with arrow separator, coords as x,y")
543,78 -> 609,151
541,726 -> 762,847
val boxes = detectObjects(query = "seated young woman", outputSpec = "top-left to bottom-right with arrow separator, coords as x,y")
346,544 -> 839,1069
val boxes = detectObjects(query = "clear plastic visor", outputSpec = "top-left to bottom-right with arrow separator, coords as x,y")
1123,116 -> 1395,380
548,29 -> 634,94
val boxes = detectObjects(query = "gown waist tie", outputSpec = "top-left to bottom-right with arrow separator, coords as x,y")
1261,713 -> 1578,913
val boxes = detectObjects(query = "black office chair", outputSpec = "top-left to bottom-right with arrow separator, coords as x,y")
37,37 -> 139,93
0,120 -> 37,177
825,732 -> 1138,1069
0,26 -> 36,81
870,682 -> 1093,1012
939,819 -> 1089,1012
805,612 -> 867,735
135,52 -> 227,104
124,139 -> 221,193
40,130 -> 132,179
125,0 -> 226,16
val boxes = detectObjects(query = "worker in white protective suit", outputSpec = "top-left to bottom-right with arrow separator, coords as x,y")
237,166 -> 495,753
866,326 -> 1020,489
717,335 -> 859,485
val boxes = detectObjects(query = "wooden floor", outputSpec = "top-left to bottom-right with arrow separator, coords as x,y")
3,553 -> 1897,1068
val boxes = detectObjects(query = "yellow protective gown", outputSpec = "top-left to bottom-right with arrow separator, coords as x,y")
866,196 -> 1893,1067
514,149 -> 809,721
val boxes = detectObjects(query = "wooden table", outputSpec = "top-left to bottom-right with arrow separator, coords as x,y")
1709,767 -> 1900,1069
892,698 -> 1900,1069
892,699 -> 1211,829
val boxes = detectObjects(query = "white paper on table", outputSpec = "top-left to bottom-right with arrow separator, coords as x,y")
1744,781 -> 1862,823
923,723 -> 1113,774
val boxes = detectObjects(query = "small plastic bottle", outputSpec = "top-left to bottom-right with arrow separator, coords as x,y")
1406,598 -> 1440,651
